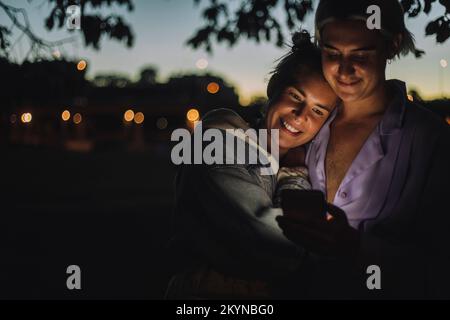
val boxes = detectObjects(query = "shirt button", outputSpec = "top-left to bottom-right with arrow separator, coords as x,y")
340,191 -> 347,198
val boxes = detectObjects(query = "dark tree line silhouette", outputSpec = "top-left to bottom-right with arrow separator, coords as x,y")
0,57 -> 240,115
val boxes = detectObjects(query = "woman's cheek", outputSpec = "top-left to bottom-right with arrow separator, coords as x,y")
356,60 -> 378,77
307,117 -> 321,135
322,60 -> 337,76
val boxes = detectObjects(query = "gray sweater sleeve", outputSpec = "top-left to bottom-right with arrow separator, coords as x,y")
178,163 -> 304,280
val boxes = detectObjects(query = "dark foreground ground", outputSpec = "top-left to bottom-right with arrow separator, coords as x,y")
2,145 -> 177,299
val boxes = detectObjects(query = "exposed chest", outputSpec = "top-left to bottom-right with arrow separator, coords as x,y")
325,120 -> 379,202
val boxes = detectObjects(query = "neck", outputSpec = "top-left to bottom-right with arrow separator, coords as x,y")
265,132 -> 288,159
340,82 -> 390,121
279,147 -> 288,159
260,120 -> 288,160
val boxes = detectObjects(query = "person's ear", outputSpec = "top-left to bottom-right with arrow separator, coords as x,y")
387,33 -> 402,59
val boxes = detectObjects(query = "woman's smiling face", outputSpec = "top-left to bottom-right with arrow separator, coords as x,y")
266,72 -> 338,152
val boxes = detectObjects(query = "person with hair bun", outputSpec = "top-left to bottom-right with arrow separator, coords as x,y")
165,30 -> 338,299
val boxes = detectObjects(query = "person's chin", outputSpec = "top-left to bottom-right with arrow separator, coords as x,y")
280,136 -> 305,150
335,87 -> 365,102
339,92 -> 361,102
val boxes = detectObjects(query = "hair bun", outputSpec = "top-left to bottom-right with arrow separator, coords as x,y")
266,28 -> 321,101
291,30 -> 313,52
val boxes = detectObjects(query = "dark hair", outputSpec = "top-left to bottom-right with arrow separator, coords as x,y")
266,30 -> 322,101
315,0 -> 423,58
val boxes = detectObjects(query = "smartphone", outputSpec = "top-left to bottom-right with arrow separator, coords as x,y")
281,189 -> 326,219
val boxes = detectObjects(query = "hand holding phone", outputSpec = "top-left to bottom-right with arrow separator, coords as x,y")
281,189 -> 326,220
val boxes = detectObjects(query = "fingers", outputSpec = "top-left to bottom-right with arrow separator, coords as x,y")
277,214 -> 330,233
280,224 -> 334,255
326,203 -> 348,224
280,210 -> 327,224
276,215 -> 334,245
276,205 -> 355,258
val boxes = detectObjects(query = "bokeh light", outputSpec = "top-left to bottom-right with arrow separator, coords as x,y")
196,58 -> 208,70
407,94 -> 414,102
21,113 -> 32,123
186,108 -> 200,122
124,109 -> 135,122
77,60 -> 87,71
239,96 -> 251,107
134,112 -> 145,124
52,50 -> 61,59
61,110 -> 71,121
207,82 -> 220,94
440,59 -> 448,68
73,113 -> 82,124
156,117 -> 168,129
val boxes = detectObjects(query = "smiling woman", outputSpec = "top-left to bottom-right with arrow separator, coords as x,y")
264,30 -> 338,156
265,74 -> 337,155
166,30 -> 339,299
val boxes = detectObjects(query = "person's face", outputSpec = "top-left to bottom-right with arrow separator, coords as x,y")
265,72 -> 338,151
320,20 -> 389,103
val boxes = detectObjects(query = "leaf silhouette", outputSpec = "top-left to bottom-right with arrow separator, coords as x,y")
187,0 -> 450,53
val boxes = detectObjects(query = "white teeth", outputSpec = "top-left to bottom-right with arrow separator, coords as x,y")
283,120 -> 300,133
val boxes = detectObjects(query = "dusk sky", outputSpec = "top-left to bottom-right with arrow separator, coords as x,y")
2,0 -> 450,103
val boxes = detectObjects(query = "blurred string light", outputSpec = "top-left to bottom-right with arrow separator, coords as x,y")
156,117 -> 168,130
446,116 -> 450,125
207,82 -> 220,94
124,109 -> 135,122
21,113 -> 32,123
239,96 -> 251,107
77,60 -> 87,71
61,110 -> 71,121
73,113 -> 82,124
134,112 -> 144,124
196,58 -> 208,70
52,50 -> 61,59
186,108 -> 200,122
10,114 -> 17,124
441,59 -> 448,68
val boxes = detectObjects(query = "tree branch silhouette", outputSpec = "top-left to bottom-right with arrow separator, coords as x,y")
0,1 -> 76,60
188,0 -> 450,55
0,0 -> 134,61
